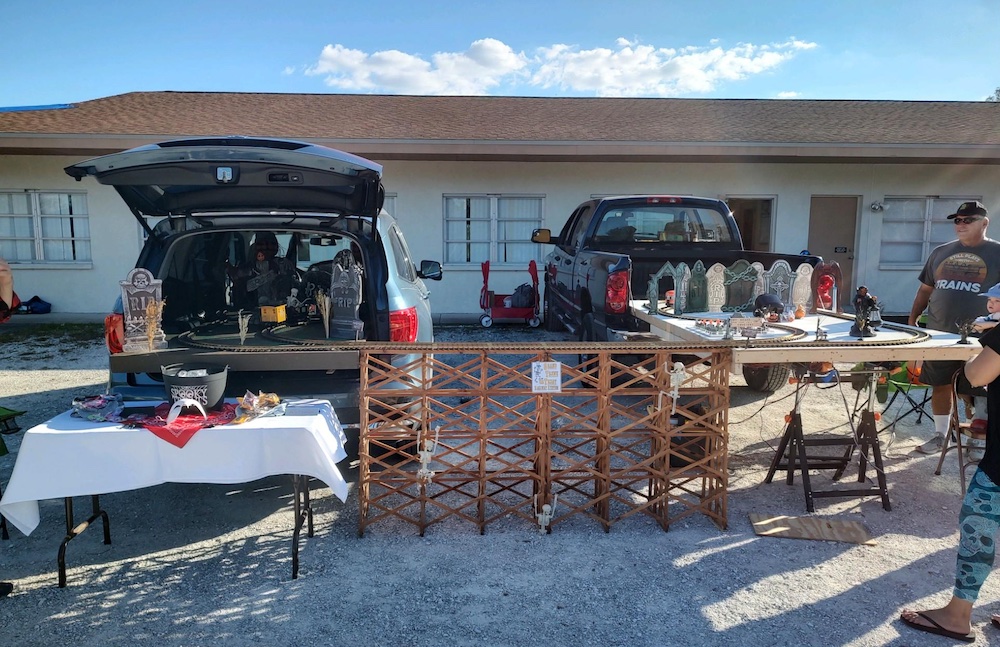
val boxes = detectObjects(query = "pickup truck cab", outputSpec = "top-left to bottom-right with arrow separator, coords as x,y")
532,195 -> 821,391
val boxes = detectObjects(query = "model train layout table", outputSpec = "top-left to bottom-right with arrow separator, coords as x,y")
632,302 -> 982,510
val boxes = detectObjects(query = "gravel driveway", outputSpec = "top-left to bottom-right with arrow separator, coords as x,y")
0,323 -> 996,646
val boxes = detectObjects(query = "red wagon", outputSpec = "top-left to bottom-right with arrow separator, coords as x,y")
479,260 -> 540,328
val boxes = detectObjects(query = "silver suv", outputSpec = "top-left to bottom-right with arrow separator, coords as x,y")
65,136 -> 442,430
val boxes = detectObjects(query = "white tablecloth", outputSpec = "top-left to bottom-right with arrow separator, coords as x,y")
0,400 -> 349,536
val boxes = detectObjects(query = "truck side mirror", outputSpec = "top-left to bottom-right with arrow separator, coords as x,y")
531,228 -> 553,244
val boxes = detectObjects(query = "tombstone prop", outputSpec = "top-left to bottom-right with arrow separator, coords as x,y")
121,268 -> 167,352
328,251 -> 364,340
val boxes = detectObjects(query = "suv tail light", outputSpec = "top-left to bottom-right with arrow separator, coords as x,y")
105,313 -> 124,354
389,306 -> 419,342
605,270 -> 630,314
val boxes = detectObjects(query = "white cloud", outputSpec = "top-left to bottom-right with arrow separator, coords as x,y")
302,37 -> 816,97
304,39 -> 528,95
776,91 -> 800,99
532,38 -> 816,97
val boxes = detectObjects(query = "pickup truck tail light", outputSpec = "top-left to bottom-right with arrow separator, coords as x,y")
104,313 -> 124,354
390,306 -> 419,342
605,270 -> 630,314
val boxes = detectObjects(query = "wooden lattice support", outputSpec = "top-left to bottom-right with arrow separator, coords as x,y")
358,342 -> 730,537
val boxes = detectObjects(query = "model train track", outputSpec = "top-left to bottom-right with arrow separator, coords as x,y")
171,312 -> 934,352
174,320 -> 355,351
657,309 -> 932,347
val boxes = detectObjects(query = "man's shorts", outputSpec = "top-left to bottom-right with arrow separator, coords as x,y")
920,359 -> 987,396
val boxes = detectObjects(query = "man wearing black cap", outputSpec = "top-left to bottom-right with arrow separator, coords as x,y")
909,200 -> 1000,454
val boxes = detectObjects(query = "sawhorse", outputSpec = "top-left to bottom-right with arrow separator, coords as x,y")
764,369 -> 891,512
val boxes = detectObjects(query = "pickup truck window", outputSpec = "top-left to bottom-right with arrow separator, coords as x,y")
563,205 -> 596,252
594,206 -> 734,244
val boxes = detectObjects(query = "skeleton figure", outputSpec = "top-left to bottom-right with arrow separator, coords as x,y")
226,232 -> 296,307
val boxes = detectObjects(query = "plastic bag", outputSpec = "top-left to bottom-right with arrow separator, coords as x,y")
510,283 -> 535,308
22,295 -> 52,314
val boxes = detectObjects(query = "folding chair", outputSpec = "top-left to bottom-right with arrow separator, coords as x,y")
934,369 -> 987,494
880,362 -> 932,433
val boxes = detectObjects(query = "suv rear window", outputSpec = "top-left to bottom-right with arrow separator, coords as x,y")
156,227 -> 366,337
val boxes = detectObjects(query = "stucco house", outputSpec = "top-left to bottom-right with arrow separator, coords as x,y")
1,92 -> 998,319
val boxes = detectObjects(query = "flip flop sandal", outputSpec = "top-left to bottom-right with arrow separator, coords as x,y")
901,611 -> 975,643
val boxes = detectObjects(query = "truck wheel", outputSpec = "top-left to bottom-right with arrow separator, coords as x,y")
480,314 -> 493,328
544,294 -> 563,331
743,364 -> 791,392
528,317 -> 541,328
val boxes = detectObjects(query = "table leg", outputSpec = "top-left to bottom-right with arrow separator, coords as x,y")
57,495 -> 111,588
0,480 -> 8,541
291,475 -> 314,580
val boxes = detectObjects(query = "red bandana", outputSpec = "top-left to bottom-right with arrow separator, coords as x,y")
142,402 -> 238,448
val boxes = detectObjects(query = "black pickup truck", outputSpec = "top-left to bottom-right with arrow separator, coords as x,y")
531,195 -> 822,391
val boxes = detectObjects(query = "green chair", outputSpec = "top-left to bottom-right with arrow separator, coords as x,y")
880,362 -> 932,433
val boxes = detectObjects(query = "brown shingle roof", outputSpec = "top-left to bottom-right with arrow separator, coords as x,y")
2,91 -> 999,161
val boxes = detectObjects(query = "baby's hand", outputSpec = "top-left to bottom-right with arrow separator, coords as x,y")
973,320 -> 999,333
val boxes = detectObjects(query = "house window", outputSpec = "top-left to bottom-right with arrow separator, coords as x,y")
880,197 -> 976,266
0,191 -> 91,262
444,194 -> 543,264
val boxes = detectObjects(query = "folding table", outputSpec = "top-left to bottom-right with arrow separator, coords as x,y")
0,400 -> 348,587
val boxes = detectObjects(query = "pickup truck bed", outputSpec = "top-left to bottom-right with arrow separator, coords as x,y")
532,195 -> 822,391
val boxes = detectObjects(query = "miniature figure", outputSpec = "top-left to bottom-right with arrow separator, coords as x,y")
416,427 -> 440,484
957,318 -> 976,345
815,319 -> 828,342
850,286 -> 881,338
753,293 -> 784,322
534,494 -> 558,534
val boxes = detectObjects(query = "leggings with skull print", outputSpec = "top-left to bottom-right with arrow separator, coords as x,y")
954,469 -> 1000,602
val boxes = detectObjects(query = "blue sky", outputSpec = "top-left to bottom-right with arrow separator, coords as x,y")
2,0 -> 997,107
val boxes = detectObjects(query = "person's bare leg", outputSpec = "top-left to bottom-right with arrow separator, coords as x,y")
931,384 -> 952,417
901,597 -> 973,636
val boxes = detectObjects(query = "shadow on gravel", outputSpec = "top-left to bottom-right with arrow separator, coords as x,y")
2,475 -> 346,584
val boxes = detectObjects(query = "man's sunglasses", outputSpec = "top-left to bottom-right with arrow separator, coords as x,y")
953,216 -> 984,225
